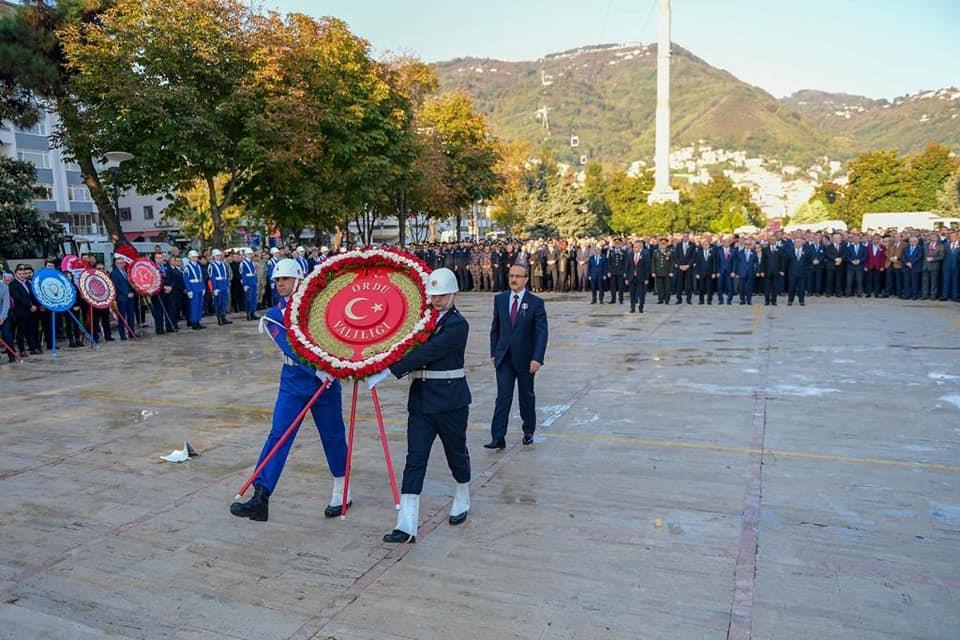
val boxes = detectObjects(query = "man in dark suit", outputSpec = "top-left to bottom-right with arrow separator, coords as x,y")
845,234 -> 867,297
715,239 -> 738,305
824,233 -> 845,297
606,238 -> 627,304
625,239 -> 650,313
673,232 -> 696,304
9,264 -> 41,355
760,241 -> 785,306
588,242 -> 607,304
735,240 -> 758,304
369,267 -> 473,543
786,238 -> 812,306
902,235 -> 924,299
111,255 -> 138,340
692,238 -> 716,304
487,264 -> 548,450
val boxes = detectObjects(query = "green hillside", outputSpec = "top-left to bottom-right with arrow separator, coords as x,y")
435,43 -> 958,169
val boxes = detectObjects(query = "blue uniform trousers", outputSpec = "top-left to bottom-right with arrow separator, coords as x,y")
212,286 -> 229,317
254,376 -> 347,493
244,283 -> 258,315
187,288 -> 204,325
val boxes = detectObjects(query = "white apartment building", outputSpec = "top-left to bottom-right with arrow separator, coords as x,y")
0,108 -> 176,243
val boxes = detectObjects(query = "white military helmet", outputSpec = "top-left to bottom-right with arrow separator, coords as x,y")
426,267 -> 458,296
296,245 -> 305,254
320,246 -> 329,254
211,248 -> 223,257
188,250 -> 199,259
269,247 -> 280,255
244,248 -> 254,255
271,258 -> 304,280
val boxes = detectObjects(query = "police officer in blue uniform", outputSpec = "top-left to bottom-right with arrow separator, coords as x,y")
265,247 -> 281,307
209,249 -> 232,325
240,248 -> 259,321
367,267 -> 472,543
184,250 -> 206,329
230,258 -> 349,522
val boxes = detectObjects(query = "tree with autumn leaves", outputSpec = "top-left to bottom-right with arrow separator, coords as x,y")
0,0 -> 503,249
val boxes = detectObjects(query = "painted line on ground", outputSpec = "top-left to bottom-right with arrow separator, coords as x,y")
727,310 -> 771,640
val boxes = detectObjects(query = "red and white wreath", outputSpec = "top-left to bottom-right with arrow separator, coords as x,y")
285,248 -> 438,378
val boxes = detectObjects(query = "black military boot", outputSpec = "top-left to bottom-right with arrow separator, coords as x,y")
221,315 -> 233,325
216,315 -> 223,326
230,485 -> 269,521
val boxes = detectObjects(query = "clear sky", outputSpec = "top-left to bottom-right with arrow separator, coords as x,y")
267,0 -> 958,100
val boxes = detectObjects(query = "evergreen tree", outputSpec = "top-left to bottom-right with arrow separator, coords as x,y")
0,156 -> 63,258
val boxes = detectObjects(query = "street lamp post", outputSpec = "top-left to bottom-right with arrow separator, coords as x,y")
104,151 -> 135,241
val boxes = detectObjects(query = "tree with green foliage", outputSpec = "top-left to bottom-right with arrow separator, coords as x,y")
60,0 -> 261,249
0,156 -> 63,258
843,150 -> 913,226
418,91 -> 502,240
687,175 -> 764,231
936,168 -> 960,217
809,180 -> 845,216
907,143 -> 958,211
0,0 -> 128,245
791,199 -> 831,224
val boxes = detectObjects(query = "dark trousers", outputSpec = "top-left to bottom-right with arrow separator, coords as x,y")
695,275 -> 714,303
807,268 -> 823,295
608,274 -> 625,303
846,268 -> 864,296
117,297 -> 138,339
943,268 -> 959,301
716,273 -> 734,303
825,268 -> 840,296
490,359 -> 537,442
93,308 -> 112,340
13,313 -> 39,352
888,269 -> 902,297
401,407 -> 470,494
904,270 -> 921,299
922,270 -> 940,299
738,275 -> 754,303
764,274 -> 781,304
675,269 -> 694,302
152,296 -> 174,333
865,269 -> 883,296
788,274 -> 806,303
1,317 -> 15,358
655,276 -> 670,303
590,275 -> 605,303
629,277 -> 647,310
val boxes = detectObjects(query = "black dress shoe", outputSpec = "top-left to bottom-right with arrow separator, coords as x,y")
449,511 -> 468,526
522,434 -> 534,445
324,501 -> 352,518
383,529 -> 415,543
222,318 -> 233,325
483,438 -> 506,450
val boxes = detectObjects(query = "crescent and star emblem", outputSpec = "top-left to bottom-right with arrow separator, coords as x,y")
344,297 -> 368,321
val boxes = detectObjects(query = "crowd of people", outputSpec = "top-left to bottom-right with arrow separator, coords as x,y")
406,227 -> 960,311
2,226 -> 957,364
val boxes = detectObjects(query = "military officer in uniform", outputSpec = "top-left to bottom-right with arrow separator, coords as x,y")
230,259 -> 348,522
652,238 -> 674,304
606,238 -> 627,304
367,267 -> 472,543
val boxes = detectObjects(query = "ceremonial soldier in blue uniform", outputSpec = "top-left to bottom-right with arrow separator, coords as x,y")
294,246 -> 310,275
209,249 -> 232,325
230,259 -> 349,522
184,250 -> 206,329
240,248 -> 259,321
265,247 -> 281,307
367,267 -> 472,543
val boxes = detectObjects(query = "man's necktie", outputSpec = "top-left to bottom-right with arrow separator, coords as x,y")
509,294 -> 519,325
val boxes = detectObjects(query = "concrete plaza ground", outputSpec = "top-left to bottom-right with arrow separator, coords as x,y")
0,293 -> 958,640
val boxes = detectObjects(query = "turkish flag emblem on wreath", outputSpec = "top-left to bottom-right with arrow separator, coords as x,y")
285,248 -> 438,378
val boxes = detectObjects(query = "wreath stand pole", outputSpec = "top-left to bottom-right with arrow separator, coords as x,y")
371,387 -> 401,510
340,380 -> 360,518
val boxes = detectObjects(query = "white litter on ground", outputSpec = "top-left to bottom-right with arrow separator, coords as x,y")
940,395 -> 960,410
161,441 -> 199,463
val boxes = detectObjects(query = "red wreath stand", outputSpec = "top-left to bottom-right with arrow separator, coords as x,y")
234,249 -> 437,517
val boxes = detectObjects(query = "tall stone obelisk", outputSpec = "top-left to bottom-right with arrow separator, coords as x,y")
648,0 -> 679,204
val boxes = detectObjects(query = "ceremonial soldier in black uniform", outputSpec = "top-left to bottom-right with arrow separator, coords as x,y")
368,267 -> 472,543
